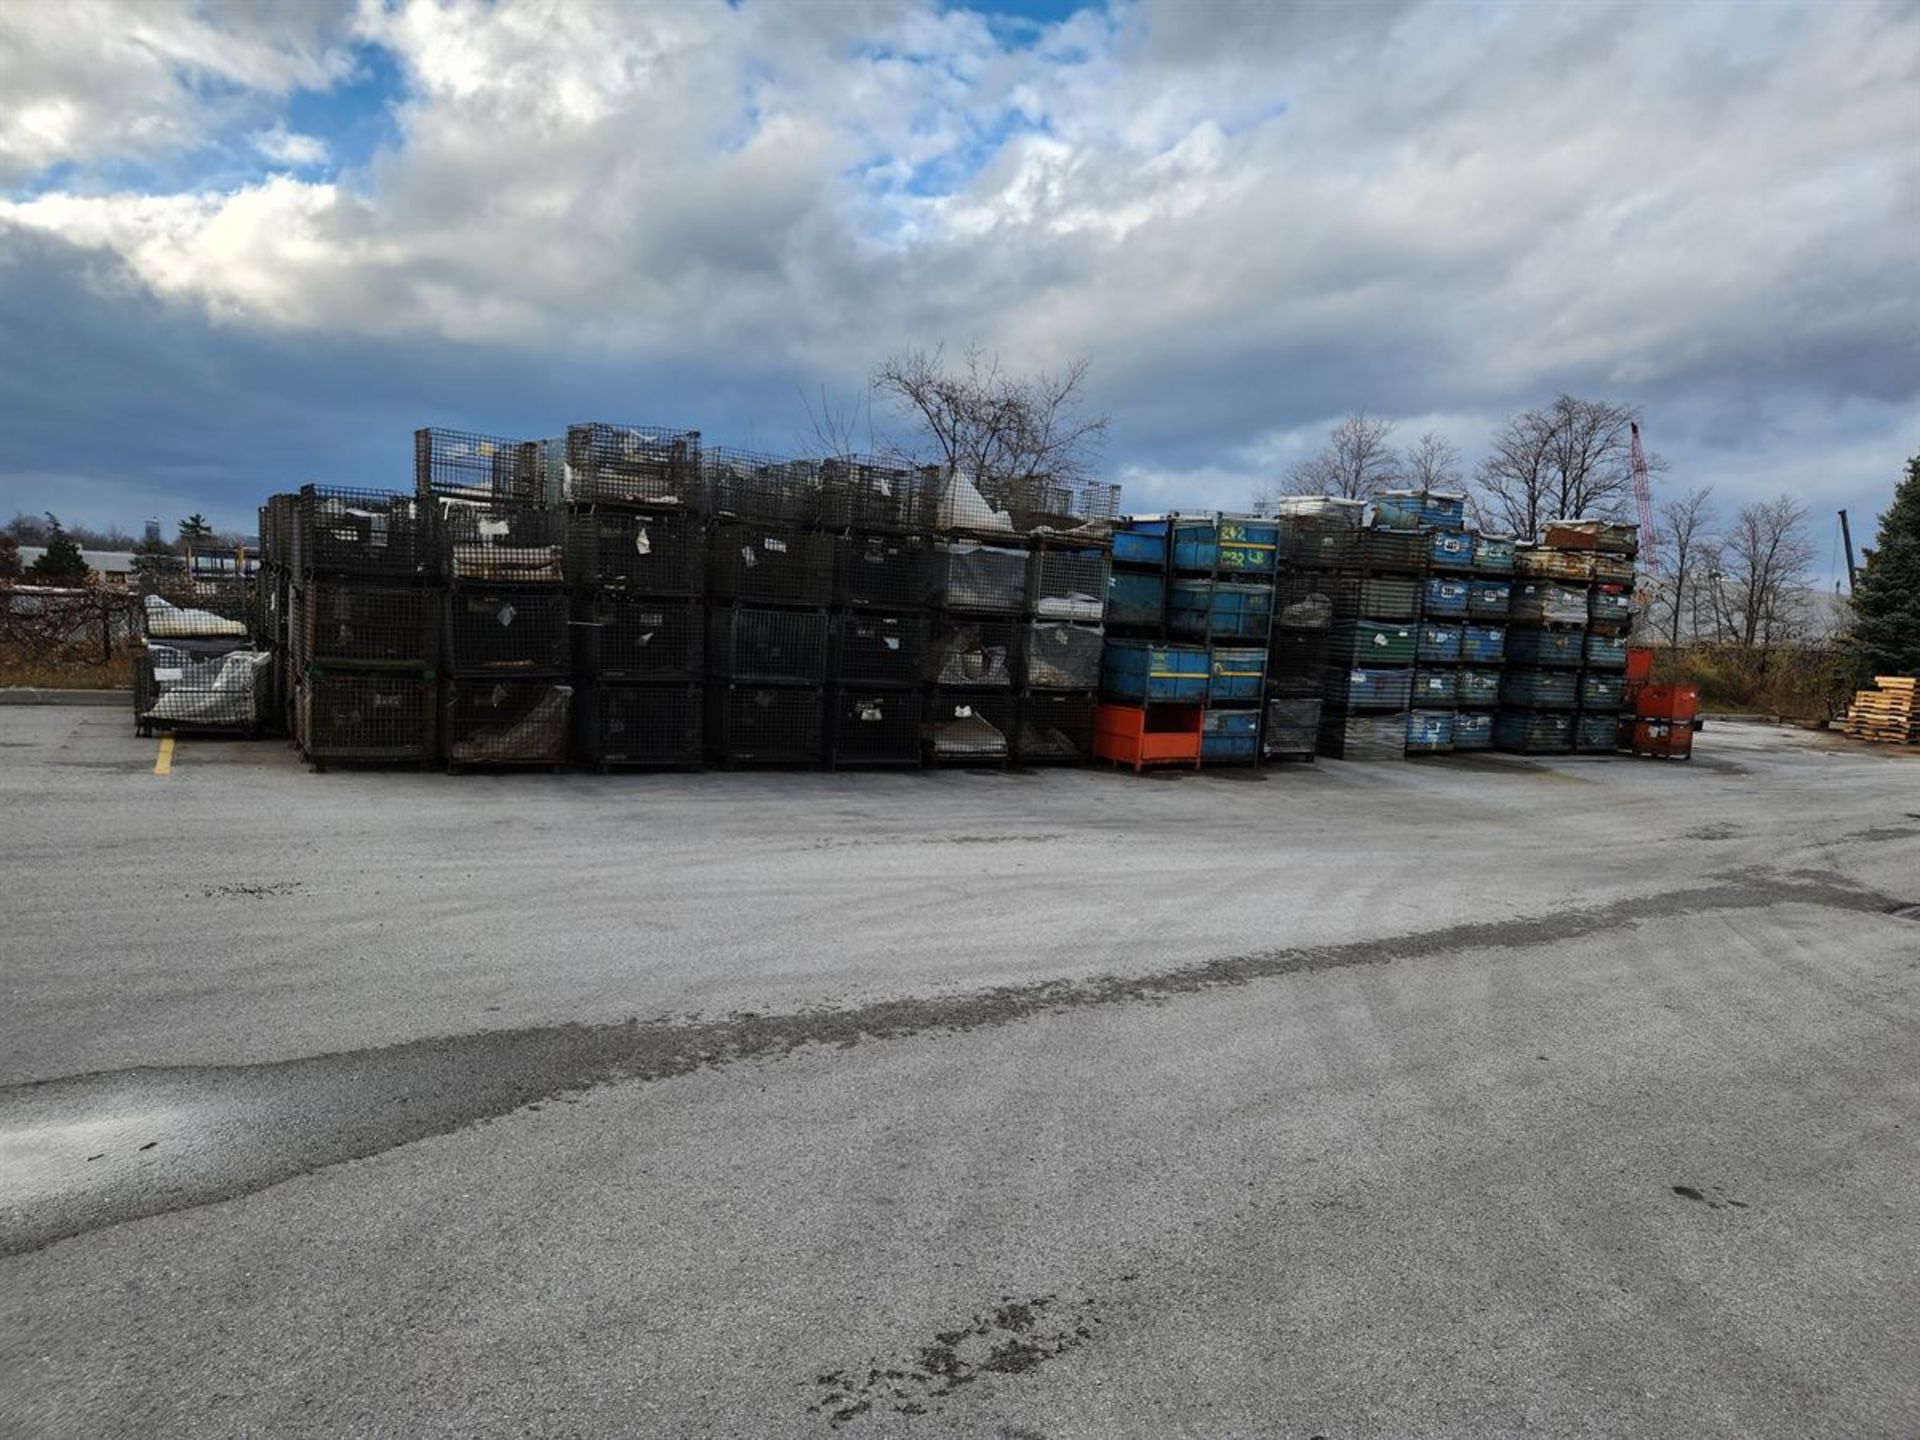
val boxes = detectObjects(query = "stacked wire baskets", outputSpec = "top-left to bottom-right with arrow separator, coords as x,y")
1318,519 -> 1425,760
564,454 -> 707,768
829,531 -> 932,768
419,436 -> 572,769
287,485 -> 436,768
925,540 -> 1029,763
1498,571 -> 1589,756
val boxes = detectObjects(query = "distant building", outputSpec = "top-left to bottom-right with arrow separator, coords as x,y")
14,547 -> 139,585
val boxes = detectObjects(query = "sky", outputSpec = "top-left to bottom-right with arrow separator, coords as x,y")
0,0 -> 1915,580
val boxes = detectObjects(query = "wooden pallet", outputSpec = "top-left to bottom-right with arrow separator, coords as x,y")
1842,677 -> 1919,744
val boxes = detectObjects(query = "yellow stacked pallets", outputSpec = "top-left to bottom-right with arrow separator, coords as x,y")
1843,677 -> 1920,744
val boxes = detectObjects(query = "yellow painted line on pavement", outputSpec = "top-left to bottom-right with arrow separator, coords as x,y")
154,736 -> 174,776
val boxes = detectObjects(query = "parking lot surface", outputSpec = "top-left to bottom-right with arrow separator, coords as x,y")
2,709 -> 1917,1437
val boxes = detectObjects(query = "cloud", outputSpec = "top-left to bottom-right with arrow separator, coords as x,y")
0,0 -> 1913,565
0,0 -> 355,184
251,125 -> 332,169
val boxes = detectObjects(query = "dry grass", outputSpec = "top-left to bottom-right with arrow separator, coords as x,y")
0,645 -> 137,690
1653,644 -> 1848,723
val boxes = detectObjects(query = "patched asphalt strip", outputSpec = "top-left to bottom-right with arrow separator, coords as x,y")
0,877 -> 1895,1258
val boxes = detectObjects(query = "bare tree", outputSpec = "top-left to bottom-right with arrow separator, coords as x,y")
1706,495 -> 1816,653
1258,412 -> 1402,508
796,383 -> 872,461
1651,486 -> 1716,647
1474,394 -> 1663,541
872,345 -> 1109,485
1402,431 -> 1464,492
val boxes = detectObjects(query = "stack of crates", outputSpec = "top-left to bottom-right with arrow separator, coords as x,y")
1268,499 -> 1367,759
1497,534 -> 1593,755
1399,492 -> 1474,756
924,538 -> 1027,764
418,428 -> 572,770
1167,515 -> 1276,764
559,423 -> 706,769
288,484 -> 436,770
1543,519 -> 1639,755
829,523 -> 930,769
1018,539 -> 1108,764
704,449 -> 834,766
1319,503 -> 1426,760
1096,517 -> 1205,771
1455,536 -> 1514,751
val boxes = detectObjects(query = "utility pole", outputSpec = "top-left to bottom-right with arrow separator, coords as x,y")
1838,509 -> 1859,592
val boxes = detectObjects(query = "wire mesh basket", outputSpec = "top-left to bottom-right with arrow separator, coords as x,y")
828,687 -> 923,767
1015,691 -> 1094,763
1574,711 -> 1622,753
1275,575 -> 1335,630
1457,667 -> 1503,707
706,521 -> 835,606
1356,528 -> 1429,573
933,542 -> 1030,613
572,595 -> 704,679
1324,665 -> 1414,710
1494,709 -> 1574,754
443,589 -> 571,674
1421,578 -> 1471,618
1029,548 -> 1112,620
1453,709 -> 1495,750
927,618 -> 1016,687
291,486 -> 429,578
293,582 -> 437,670
416,428 -> 543,503
135,646 -> 271,734
1268,628 -> 1330,696
1411,668 -> 1459,706
575,681 -> 702,767
817,456 -> 938,534
835,532 -> 932,611
707,606 -> 829,684
1508,583 -> 1589,625
1501,668 -> 1579,709
565,509 -> 704,594
1588,586 -> 1633,633
703,448 -> 821,527
1021,622 -> 1105,690
1262,696 -> 1322,757
296,672 -> 434,766
1473,536 -> 1517,575
1467,580 -> 1512,619
560,423 -> 703,508
1328,620 -> 1417,665
1584,631 -> 1629,670
1405,708 -> 1456,754
1507,625 -> 1587,668
1579,672 -> 1626,711
707,684 -> 824,765
833,613 -> 928,686
1167,579 -> 1275,640
923,690 -> 1017,763
436,499 -> 566,584
1318,710 -> 1407,760
1330,575 -> 1420,621
442,680 -> 571,766
1415,622 -> 1463,663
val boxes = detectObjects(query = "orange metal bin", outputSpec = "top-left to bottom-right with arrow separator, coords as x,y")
1631,717 -> 1694,760
1094,702 -> 1204,773
1636,683 -> 1699,722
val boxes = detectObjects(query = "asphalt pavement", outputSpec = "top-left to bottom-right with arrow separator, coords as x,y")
1,706 -> 1916,1437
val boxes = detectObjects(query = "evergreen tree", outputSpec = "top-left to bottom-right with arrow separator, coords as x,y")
1845,455 -> 1920,679
26,524 -> 90,582
0,532 -> 18,579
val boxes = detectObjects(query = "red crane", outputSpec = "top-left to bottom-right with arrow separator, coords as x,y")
1630,421 -> 1658,572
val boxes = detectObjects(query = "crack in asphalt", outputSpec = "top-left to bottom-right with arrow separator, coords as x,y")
0,876 -> 1894,1259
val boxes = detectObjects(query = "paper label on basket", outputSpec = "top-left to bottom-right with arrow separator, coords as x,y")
372,693 -> 400,710
860,705 -> 882,721
883,636 -> 900,649
740,547 -> 756,567
490,684 -> 508,706
763,537 -> 787,553
479,518 -> 509,538
497,603 -> 516,626
1372,633 -> 1387,646
956,705 -> 973,717
636,631 -> 655,647
634,528 -> 651,555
